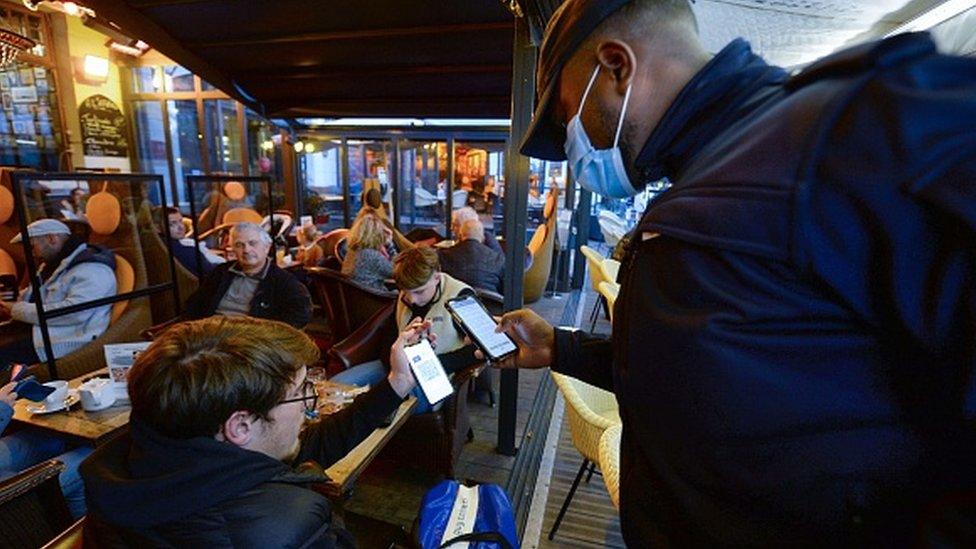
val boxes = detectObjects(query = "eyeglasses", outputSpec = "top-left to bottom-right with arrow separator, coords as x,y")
278,380 -> 318,416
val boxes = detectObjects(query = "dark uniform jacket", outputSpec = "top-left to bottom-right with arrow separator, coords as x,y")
80,380 -> 404,548
555,33 -> 976,545
184,260 -> 312,328
437,238 -> 506,293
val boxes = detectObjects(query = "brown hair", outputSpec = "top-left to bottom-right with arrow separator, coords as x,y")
393,246 -> 439,290
127,316 -> 319,438
348,212 -> 388,251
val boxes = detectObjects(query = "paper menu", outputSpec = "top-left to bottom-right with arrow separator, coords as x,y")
103,342 -> 152,387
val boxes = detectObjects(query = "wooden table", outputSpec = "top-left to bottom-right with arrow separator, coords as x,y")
321,396 -> 417,498
11,369 -> 130,447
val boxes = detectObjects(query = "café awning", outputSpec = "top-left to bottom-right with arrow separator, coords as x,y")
85,0 -> 516,119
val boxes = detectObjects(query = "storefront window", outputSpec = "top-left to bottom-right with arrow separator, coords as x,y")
300,140 -> 344,232
245,109 -> 275,176
204,99 -> 241,173
131,101 -> 170,192
163,65 -> 194,92
167,100 -> 203,206
397,140 -> 446,235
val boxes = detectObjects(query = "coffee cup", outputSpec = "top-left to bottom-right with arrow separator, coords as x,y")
42,380 -> 68,409
80,377 -> 116,412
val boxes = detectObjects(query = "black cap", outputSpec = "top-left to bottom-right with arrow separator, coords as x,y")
519,0 -> 633,161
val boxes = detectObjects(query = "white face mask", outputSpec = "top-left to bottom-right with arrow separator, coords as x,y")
564,65 -> 638,199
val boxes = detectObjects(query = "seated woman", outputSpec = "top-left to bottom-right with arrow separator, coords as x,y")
341,213 -> 394,291
332,247 -> 482,413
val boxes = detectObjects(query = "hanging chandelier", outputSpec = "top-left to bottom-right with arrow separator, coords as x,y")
0,24 -> 35,67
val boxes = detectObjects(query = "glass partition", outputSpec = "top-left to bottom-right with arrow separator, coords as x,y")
346,139 -> 391,218
166,100 -> 204,207
299,139 -> 344,233
8,172 -> 177,379
397,139 -> 446,235
204,99 -> 242,173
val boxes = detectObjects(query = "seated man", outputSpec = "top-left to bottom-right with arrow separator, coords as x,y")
331,247 -> 481,413
0,219 -> 116,364
164,207 -> 224,276
438,218 -> 505,293
184,222 -> 311,328
81,316 -> 423,546
451,206 -> 501,253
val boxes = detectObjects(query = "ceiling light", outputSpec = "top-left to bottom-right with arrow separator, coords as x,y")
885,0 -> 976,37
293,141 -> 305,153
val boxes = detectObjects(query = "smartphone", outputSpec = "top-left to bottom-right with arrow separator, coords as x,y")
402,338 -> 453,405
14,378 -> 55,402
445,294 -> 518,362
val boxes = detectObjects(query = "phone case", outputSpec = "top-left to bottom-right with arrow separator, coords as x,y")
15,378 -> 56,402
445,296 -> 517,362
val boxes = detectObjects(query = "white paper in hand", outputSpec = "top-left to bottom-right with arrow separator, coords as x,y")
404,339 -> 453,404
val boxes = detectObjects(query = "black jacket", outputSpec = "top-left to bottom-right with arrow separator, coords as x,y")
184,260 -> 311,328
437,239 -> 505,293
555,34 -> 976,545
80,380 -> 404,548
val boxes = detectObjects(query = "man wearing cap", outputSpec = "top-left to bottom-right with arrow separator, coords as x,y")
492,0 -> 976,545
0,219 -> 116,365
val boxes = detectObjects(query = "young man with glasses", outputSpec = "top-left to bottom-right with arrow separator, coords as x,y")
80,316 -> 424,547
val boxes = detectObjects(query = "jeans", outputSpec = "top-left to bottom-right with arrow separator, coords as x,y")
330,360 -> 439,414
0,428 -> 93,519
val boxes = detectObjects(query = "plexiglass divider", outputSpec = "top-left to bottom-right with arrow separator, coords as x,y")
9,172 -> 177,380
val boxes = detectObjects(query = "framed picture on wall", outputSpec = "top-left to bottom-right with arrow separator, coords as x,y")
17,68 -> 33,86
12,120 -> 32,135
0,75 -> 9,91
1,93 -> 11,111
35,78 -> 47,94
32,67 -> 45,79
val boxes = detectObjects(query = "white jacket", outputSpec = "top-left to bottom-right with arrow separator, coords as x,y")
11,244 -> 117,362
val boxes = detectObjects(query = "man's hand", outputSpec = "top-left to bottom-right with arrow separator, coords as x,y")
0,381 -> 17,407
388,318 -> 433,398
475,308 -> 554,370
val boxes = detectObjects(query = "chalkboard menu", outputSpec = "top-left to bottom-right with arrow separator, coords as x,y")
79,94 -> 127,157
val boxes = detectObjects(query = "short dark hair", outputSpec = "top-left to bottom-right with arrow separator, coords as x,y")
164,206 -> 181,217
393,246 -> 439,290
128,316 -> 319,438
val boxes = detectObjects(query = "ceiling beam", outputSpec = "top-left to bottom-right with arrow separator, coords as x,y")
186,21 -> 512,48
234,63 -> 511,82
128,0 -> 212,7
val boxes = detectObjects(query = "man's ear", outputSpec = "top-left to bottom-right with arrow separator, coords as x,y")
596,39 -> 637,94
219,410 -> 258,447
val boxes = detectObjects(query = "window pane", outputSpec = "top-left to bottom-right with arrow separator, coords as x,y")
245,109 -> 275,175
200,79 -> 217,91
397,140 -> 446,236
163,65 -> 194,92
346,140 -> 391,217
204,99 -> 242,173
131,66 -> 161,94
131,101 -> 171,195
454,141 -> 504,237
299,141 -> 343,233
166,100 -> 203,207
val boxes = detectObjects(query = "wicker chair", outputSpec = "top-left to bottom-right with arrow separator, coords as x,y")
328,304 -> 477,478
523,190 -> 558,303
599,423 -> 622,510
548,371 -> 621,540
597,281 -> 619,323
0,460 -> 72,549
580,245 -> 612,331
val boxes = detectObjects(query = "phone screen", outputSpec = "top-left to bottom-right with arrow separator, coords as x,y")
403,339 -> 453,405
448,295 -> 517,361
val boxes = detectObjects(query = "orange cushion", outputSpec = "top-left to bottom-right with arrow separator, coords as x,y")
0,185 -> 13,224
543,193 -> 556,219
86,191 -> 121,235
223,207 -> 263,225
111,255 -> 134,323
528,224 -> 547,256
224,181 -> 246,201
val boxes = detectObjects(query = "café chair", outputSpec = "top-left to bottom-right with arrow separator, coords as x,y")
222,207 -> 263,225
598,210 -> 629,252
317,228 -> 349,263
597,281 -> 619,323
328,304 -> 478,478
548,372 -> 620,540
580,245 -> 611,331
523,189 -> 559,303
261,211 -> 294,240
0,460 -> 73,549
599,423 -> 622,510
136,218 -> 199,323
307,267 -> 397,347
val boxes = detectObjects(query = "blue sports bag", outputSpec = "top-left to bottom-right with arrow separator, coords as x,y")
415,480 -> 519,549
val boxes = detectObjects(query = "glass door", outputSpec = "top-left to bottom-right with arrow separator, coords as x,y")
397,139 -> 447,236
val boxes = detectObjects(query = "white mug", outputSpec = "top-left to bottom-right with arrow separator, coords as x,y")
42,380 -> 68,409
79,378 -> 116,412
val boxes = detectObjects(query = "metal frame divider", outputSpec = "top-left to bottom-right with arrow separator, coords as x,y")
10,172 -> 179,380
184,174 -> 275,278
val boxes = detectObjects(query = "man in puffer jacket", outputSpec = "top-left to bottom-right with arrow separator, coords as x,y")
0,219 -> 116,364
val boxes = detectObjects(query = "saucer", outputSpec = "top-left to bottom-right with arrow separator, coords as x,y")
27,390 -> 80,415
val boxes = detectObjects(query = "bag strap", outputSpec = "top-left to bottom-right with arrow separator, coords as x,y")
438,530 -> 513,549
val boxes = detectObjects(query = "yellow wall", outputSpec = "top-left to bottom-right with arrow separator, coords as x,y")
65,15 -> 130,170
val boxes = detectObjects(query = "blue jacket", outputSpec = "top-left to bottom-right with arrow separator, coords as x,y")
556,33 -> 976,545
